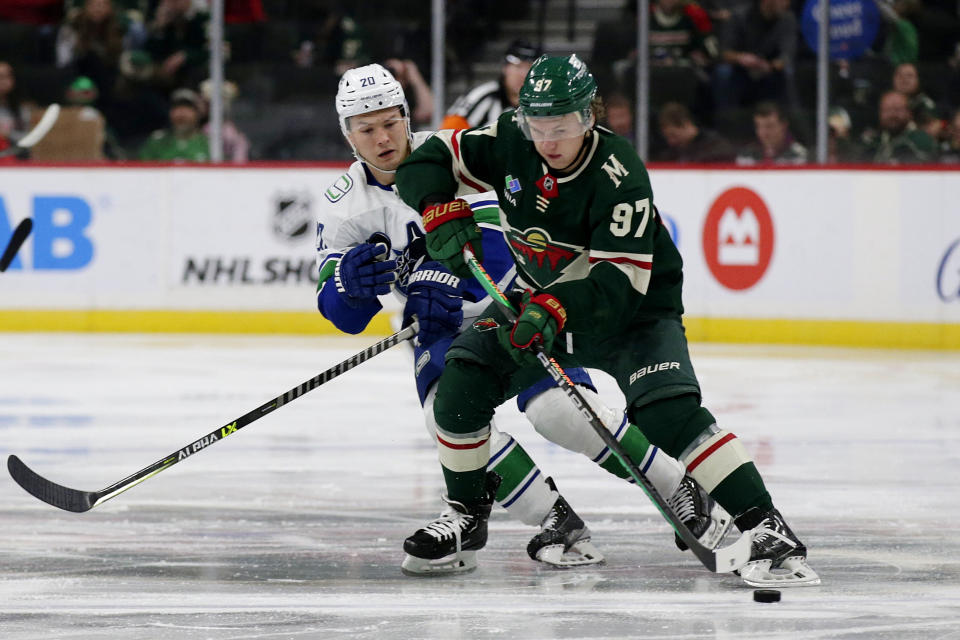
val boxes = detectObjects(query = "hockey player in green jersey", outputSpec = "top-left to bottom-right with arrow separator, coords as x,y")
395,54 -> 819,587
321,63 -> 726,575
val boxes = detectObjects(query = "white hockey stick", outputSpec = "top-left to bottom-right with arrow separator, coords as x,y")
0,103 -> 61,158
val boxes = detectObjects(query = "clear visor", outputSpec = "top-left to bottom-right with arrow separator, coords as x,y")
517,109 -> 593,141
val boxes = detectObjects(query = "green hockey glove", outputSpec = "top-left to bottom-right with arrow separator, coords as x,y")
422,199 -> 483,278
497,290 -> 567,366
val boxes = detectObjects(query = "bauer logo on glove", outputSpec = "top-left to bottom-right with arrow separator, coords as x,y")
421,199 -> 482,278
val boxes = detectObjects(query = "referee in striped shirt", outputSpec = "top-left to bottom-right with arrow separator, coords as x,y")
440,40 -> 542,130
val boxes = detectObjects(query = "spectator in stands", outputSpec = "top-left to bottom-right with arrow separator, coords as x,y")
144,0 -> 209,90
650,0 -> 719,69
713,0 -> 797,112
108,49 -> 169,145
698,0 -> 754,24
603,92 -> 635,145
56,0 -> 130,110
199,78 -> 249,163
0,61 -> 29,143
653,100 -> 737,162
939,108 -> 960,163
139,87 -> 210,162
64,74 -> 125,159
891,62 -> 937,123
735,101 -> 808,165
441,40 -> 542,130
874,0 -> 920,66
860,90 -> 937,163
385,58 -> 434,129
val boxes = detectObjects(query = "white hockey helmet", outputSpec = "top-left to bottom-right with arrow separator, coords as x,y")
336,63 -> 410,136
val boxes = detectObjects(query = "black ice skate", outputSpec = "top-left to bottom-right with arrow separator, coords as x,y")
401,476 -> 498,576
736,506 -> 820,587
527,479 -> 604,567
667,475 -> 733,551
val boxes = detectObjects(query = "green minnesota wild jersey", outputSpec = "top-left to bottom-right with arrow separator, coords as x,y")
395,111 -> 684,334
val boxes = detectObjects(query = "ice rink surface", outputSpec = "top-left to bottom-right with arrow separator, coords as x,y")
1,332 -> 958,639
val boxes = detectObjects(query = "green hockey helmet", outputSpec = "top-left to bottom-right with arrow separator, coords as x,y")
517,54 -> 597,141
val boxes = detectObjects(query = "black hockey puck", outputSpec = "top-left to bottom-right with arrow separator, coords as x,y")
753,589 -> 781,603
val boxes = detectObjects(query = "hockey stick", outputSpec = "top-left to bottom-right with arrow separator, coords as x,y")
462,245 -> 751,573
0,104 -> 61,158
8,322 -> 418,513
0,217 -> 32,272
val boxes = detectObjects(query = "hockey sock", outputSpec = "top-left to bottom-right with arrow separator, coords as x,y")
633,394 -> 773,520
440,465 -> 489,503
523,386 -> 682,497
596,419 -> 685,498
488,431 -> 558,526
433,358 -> 503,503
687,440 -> 773,521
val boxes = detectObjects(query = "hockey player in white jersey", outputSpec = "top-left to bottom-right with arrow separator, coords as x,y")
317,64 -> 728,575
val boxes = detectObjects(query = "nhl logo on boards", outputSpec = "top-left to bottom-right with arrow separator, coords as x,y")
272,190 -> 313,242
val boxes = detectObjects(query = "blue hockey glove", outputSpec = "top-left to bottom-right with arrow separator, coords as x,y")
403,261 -> 464,344
496,289 -> 567,366
335,239 -> 397,306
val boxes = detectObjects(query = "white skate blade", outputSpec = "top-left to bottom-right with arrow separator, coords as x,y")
535,539 -> 605,567
401,550 -> 477,576
740,556 -> 821,587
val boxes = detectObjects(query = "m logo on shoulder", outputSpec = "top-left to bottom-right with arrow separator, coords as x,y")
601,154 -> 629,188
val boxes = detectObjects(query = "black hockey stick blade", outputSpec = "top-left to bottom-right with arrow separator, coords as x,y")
8,455 -> 97,512
462,245 -> 753,573
8,322 -> 418,512
0,217 -> 32,272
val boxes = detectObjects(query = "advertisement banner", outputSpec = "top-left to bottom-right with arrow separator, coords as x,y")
1,166 -> 958,344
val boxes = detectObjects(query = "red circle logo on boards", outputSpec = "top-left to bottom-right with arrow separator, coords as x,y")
702,187 -> 775,290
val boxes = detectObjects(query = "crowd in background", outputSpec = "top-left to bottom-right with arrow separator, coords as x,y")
0,0 -> 958,164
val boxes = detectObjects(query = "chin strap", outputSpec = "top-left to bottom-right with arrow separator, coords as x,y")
554,130 -> 594,174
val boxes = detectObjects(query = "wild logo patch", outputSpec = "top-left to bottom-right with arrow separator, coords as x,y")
506,227 -> 579,272
473,318 -> 500,332
272,190 -> 313,242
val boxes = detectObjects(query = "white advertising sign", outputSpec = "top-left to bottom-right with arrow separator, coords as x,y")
1,166 -> 958,328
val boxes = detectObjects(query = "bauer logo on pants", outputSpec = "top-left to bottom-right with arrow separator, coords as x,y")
702,187 -> 774,291
629,361 -> 680,385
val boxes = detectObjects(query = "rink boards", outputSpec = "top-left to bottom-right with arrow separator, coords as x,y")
0,164 -> 958,348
